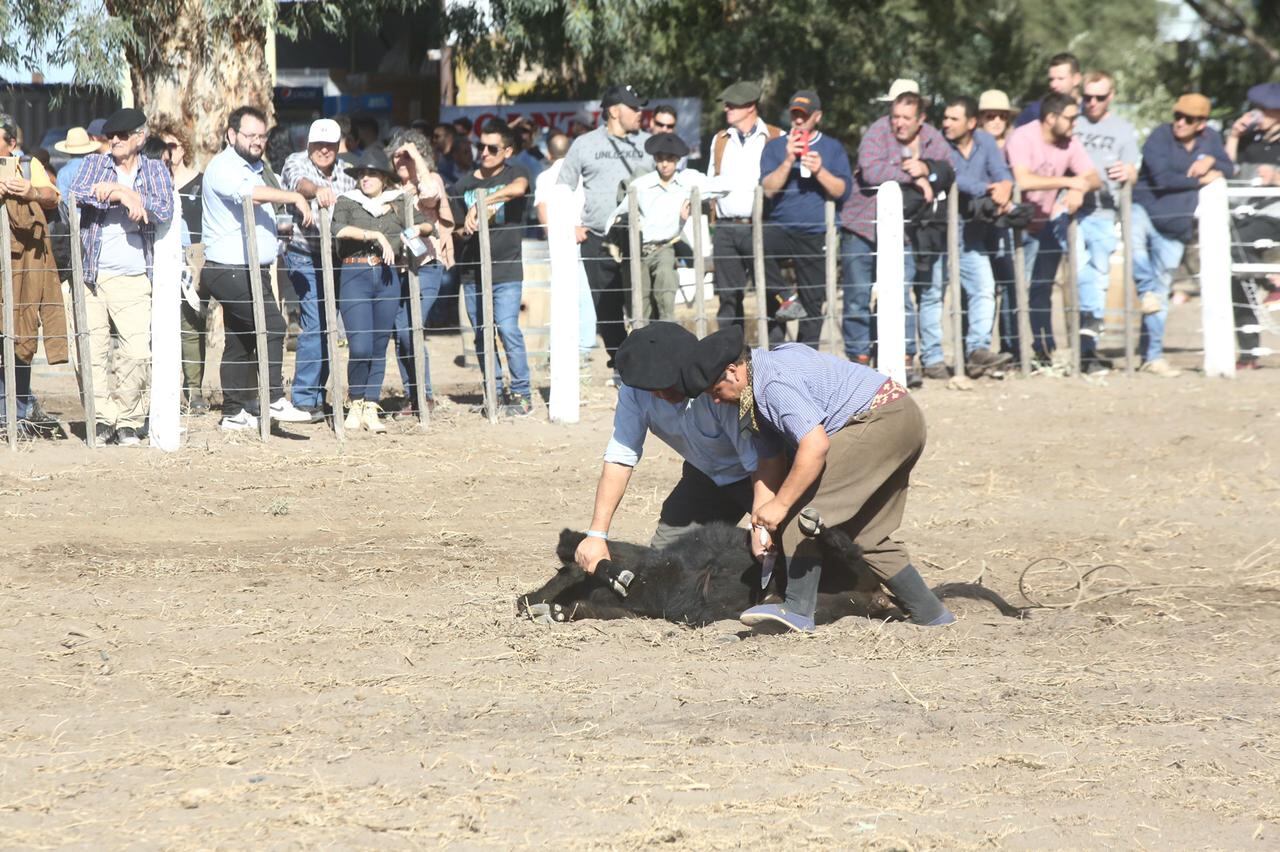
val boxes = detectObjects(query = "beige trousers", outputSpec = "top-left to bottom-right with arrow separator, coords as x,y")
85,273 -> 152,427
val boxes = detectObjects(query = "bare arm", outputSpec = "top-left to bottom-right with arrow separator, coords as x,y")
574,462 -> 634,572
1012,165 -> 1090,193
751,425 -> 830,531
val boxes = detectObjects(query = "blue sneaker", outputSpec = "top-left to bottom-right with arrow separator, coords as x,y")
740,603 -> 815,633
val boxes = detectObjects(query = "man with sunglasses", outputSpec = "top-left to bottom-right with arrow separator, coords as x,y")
69,108 -> 175,446
1131,94 -> 1234,377
1005,92 -> 1100,362
1073,71 -> 1139,373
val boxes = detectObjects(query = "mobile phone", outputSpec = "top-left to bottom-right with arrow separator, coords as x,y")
797,129 -> 812,177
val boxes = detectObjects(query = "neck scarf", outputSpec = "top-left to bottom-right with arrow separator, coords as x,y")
737,358 -> 758,435
340,187 -> 404,217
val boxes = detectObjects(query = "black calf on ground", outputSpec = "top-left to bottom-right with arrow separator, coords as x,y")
516,523 -> 1029,626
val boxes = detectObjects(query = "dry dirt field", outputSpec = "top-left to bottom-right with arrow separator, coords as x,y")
2,325 -> 1279,850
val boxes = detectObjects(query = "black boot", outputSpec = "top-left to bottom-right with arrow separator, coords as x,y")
883,565 -> 955,626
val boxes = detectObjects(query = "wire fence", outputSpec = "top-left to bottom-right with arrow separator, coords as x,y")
1,165 -> 1278,450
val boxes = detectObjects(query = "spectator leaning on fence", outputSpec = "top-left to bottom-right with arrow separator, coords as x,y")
452,120 -> 534,417
70,108 -> 174,447
1014,52 -> 1082,128
151,119 -> 210,414
0,113 -> 67,439
1224,81 -> 1280,370
574,322 -> 758,575
1073,71 -> 1139,374
331,148 -> 432,433
535,130 -> 596,360
201,105 -> 315,432
280,118 -> 356,422
759,89 -> 852,349
1130,93 -> 1234,378
707,81 -> 783,330
607,133 -> 723,322
558,84 -> 654,374
842,90 -> 947,385
387,128 -> 453,418
919,95 -> 1014,379
1005,91 -> 1100,361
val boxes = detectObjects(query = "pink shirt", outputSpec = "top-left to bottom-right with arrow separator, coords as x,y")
1005,121 -> 1095,232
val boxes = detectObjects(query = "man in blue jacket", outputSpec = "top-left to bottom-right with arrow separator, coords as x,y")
1131,93 -> 1234,377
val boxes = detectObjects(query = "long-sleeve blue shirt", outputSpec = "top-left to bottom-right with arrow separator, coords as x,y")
949,130 -> 1011,247
1132,123 -> 1234,242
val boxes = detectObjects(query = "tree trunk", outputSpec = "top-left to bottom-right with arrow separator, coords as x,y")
108,0 -> 275,169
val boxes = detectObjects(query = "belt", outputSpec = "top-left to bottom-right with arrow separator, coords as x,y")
342,255 -> 384,266
718,217 -> 751,224
844,379 -> 909,426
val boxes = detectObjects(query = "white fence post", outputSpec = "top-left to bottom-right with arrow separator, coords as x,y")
874,182 -> 906,385
1197,179 -> 1235,378
547,184 -> 581,423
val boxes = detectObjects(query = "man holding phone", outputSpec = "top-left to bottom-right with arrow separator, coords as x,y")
759,90 -> 852,348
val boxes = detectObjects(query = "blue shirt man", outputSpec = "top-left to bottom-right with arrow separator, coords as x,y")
918,96 -> 1015,376
575,323 -> 758,574
758,90 -> 853,348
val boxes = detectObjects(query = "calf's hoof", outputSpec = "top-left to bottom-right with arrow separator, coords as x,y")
524,602 -> 571,624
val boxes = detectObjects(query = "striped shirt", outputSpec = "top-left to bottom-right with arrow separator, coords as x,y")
842,115 -> 951,241
750,344 -> 888,452
70,153 -> 175,287
280,151 -> 356,252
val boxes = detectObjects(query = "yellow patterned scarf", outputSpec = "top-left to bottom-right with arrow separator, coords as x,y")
738,359 -> 758,434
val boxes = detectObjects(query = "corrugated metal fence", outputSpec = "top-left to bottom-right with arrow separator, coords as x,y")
0,84 -> 120,154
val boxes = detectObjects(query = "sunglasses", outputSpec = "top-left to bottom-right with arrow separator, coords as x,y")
1083,93 -> 1111,102
481,143 -> 505,155
107,129 -> 141,140
979,112 -> 1008,121
164,141 -> 181,150
1173,111 -> 1206,124
652,121 -> 676,130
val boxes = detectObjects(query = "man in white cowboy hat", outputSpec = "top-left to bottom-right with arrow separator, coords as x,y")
54,126 -> 101,215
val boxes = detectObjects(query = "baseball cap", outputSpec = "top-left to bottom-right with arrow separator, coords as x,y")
1247,82 -> 1280,110
1173,93 -> 1211,119
978,90 -> 1013,113
719,81 -> 762,106
601,85 -> 647,111
86,118 -> 107,138
878,79 -> 920,102
101,108 -> 147,136
788,90 -> 822,115
308,118 -> 342,145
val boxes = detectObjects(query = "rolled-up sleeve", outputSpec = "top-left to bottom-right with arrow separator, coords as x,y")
602,387 -> 648,467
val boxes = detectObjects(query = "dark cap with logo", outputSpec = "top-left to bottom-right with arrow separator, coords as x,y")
719,81 -> 763,106
788,90 -> 822,115
102,108 -> 147,136
601,85 -> 647,111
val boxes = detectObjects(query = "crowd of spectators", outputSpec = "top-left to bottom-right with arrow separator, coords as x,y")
1,53 -> 1278,444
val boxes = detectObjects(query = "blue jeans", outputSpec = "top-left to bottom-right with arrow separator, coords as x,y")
464,279 -> 531,398
339,263 -> 400,402
285,247 -> 329,409
920,244 -> 998,365
840,231 -> 917,360
1023,216 -> 1069,356
0,360 -> 34,423
1130,203 -> 1187,362
395,262 -> 443,403
1077,212 -> 1118,321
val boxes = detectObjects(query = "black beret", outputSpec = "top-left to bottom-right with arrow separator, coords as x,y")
101,108 -> 147,136
679,326 -> 744,398
615,322 -> 698,391
644,133 -> 689,159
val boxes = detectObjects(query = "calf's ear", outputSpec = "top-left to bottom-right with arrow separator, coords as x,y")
557,528 -> 586,564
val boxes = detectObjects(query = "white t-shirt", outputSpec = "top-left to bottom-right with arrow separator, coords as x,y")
534,158 -> 585,226
97,163 -> 148,277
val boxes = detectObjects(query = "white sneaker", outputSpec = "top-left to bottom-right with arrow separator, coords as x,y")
1140,357 -> 1182,378
220,410 -> 259,431
1140,292 -> 1162,315
269,397 -> 312,423
362,401 -> 386,433
344,400 -> 364,431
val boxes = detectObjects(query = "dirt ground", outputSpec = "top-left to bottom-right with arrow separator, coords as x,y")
2,305 -> 1279,849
